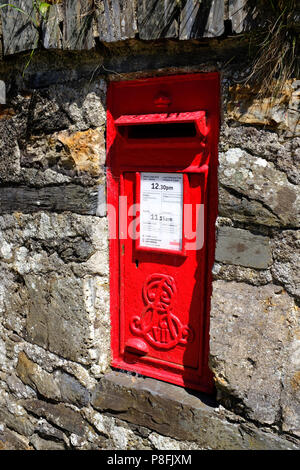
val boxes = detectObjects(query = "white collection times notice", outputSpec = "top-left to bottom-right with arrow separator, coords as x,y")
139,172 -> 183,251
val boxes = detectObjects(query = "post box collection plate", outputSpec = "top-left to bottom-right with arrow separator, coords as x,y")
139,172 -> 183,251
106,74 -> 220,393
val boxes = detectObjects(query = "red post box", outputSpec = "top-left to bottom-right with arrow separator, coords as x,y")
106,73 -> 219,393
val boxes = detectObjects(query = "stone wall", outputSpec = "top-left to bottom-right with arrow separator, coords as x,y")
0,37 -> 299,450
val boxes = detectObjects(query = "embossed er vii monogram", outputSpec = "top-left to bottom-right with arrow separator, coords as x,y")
130,274 -> 194,350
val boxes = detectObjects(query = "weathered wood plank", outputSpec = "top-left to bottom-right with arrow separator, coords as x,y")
179,0 -> 224,39
42,3 -> 63,49
203,0 -> 224,37
0,9 -> 3,56
137,0 -> 180,40
229,0 -> 249,34
0,185 -> 100,215
228,0 -> 272,33
0,0 -> 38,55
97,0 -> 137,42
179,0 -> 201,39
63,0 -> 94,50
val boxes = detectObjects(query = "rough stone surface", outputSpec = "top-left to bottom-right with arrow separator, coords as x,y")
16,351 -> 61,401
0,404 -> 35,437
35,418 -> 67,444
219,124 -> 300,185
212,262 -> 272,286
30,434 -> 66,450
0,120 -> 21,181
210,281 -> 300,433
219,148 -> 300,228
25,273 -> 109,365
271,230 -> 300,301
0,428 -> 32,450
28,80 -> 107,134
23,399 -> 87,436
227,81 -> 300,136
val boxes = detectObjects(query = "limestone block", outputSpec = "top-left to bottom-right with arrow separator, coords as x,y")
0,265 -> 28,339
21,342 -> 97,390
219,148 -> 300,227
6,373 -> 36,400
148,432 -> 203,450
0,391 -> 37,439
281,329 -> 300,437
83,407 -> 151,450
0,212 -> 110,368
210,281 -> 300,430
215,226 -> 272,269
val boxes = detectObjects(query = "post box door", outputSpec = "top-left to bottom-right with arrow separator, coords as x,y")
107,73 -> 220,393
119,170 -> 210,390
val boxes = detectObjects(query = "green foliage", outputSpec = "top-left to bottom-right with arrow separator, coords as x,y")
0,1 -> 51,26
34,1 -> 51,18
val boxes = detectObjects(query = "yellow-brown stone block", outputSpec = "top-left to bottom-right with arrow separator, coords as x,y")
227,80 -> 299,134
56,128 -> 105,177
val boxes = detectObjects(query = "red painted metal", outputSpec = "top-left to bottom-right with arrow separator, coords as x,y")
106,73 -> 220,393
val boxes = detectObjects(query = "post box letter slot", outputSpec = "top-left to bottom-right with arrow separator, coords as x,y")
125,122 -> 197,139
114,111 -> 208,141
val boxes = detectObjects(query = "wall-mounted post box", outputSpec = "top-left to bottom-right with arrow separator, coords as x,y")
107,74 -> 219,393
